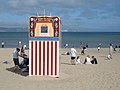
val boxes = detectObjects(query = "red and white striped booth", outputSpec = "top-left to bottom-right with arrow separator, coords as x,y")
29,16 -> 60,77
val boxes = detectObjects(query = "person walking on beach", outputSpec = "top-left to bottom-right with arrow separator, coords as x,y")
70,46 -> 77,65
109,43 -> 113,59
1,41 -> 4,48
13,48 -> 21,70
18,40 -> 22,47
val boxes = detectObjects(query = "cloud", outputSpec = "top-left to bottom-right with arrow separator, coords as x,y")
0,0 -> 120,31
0,0 -> 120,17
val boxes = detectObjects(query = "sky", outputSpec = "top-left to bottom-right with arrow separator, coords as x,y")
0,0 -> 120,32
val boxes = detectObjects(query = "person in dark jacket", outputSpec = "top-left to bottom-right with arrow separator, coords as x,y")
91,56 -> 98,64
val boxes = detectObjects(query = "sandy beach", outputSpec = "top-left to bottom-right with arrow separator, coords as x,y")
0,48 -> 120,90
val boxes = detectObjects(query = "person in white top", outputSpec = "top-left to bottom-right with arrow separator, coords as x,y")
98,46 -> 100,51
109,43 -> 113,59
18,41 -> 22,47
70,47 -> 77,65
13,48 -> 21,68
1,41 -> 4,48
83,55 -> 92,64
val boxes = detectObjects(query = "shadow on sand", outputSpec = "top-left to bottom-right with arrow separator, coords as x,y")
61,62 -> 72,65
6,67 -> 29,76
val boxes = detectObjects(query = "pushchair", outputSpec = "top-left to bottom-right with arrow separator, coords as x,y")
20,54 -> 29,72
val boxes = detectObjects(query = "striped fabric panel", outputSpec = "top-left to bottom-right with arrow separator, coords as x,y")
29,41 -> 59,77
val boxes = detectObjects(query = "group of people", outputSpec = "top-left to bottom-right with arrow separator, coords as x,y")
113,45 -> 120,51
70,47 -> 98,65
70,43 -> 115,65
13,45 -> 29,72
11,41 -> 119,71
97,43 -> 118,60
84,55 -> 98,64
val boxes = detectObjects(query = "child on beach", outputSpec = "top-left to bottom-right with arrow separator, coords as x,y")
107,53 -> 112,60
75,56 -> 81,64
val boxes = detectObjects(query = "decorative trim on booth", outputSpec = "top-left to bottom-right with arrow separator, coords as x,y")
29,37 -> 59,41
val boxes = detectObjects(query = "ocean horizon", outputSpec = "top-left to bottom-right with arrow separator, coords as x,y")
0,32 -> 120,48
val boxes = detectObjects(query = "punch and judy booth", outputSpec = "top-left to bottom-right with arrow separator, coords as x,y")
29,16 -> 60,77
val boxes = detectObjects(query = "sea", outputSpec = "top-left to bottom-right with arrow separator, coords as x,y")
0,32 -> 120,48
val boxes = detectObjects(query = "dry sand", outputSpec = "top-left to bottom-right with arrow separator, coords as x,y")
0,48 -> 120,90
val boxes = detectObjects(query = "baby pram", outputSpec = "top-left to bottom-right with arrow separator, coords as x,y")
20,54 -> 29,72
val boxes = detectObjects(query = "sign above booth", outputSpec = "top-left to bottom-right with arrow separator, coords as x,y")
29,16 -> 60,38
